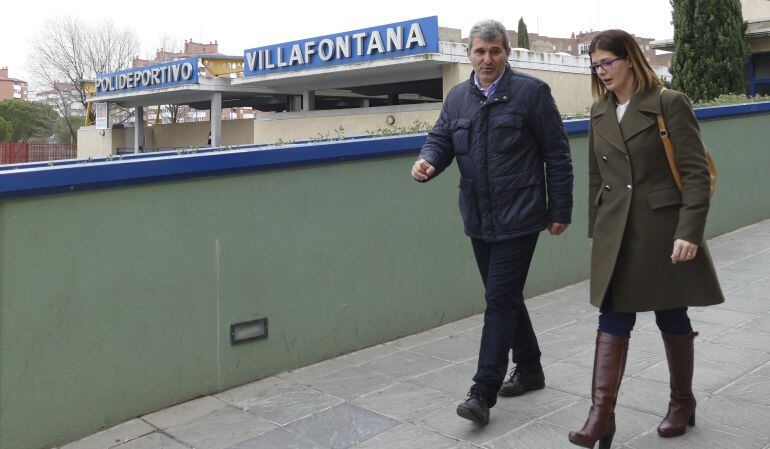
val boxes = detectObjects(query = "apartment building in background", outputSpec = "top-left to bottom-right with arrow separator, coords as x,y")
0,67 -> 28,101
131,40 -> 256,123
35,82 -> 86,117
507,30 -> 673,68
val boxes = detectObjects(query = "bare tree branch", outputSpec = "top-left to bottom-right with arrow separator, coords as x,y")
28,15 -> 140,142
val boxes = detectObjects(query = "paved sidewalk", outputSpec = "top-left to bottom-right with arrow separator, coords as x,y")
61,220 -> 770,449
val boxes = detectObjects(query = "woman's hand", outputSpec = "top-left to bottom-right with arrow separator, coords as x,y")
671,239 -> 698,264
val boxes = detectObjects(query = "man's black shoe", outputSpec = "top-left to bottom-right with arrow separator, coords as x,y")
456,391 -> 490,425
499,364 -> 545,397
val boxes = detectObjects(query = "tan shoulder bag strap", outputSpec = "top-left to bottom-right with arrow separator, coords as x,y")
656,113 -> 683,191
657,88 -> 718,197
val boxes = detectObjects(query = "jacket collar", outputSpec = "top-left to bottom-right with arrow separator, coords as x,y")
592,86 -> 662,154
467,65 -> 513,102
592,95 -> 627,154
619,87 -> 661,141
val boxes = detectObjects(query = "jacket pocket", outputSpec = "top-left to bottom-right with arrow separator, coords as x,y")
647,186 -> 682,210
490,170 -> 545,231
458,176 -> 481,232
593,189 -> 603,207
490,113 -> 525,153
451,118 -> 471,155
490,169 -> 541,193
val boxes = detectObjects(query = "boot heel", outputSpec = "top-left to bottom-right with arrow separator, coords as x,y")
688,411 -> 695,427
598,432 -> 614,449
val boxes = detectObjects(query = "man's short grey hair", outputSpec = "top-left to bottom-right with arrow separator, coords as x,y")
468,19 -> 510,50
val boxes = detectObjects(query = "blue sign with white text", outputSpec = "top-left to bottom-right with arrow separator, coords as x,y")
96,58 -> 199,95
243,17 -> 439,77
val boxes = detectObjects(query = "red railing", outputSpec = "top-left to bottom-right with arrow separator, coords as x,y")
0,143 -> 77,165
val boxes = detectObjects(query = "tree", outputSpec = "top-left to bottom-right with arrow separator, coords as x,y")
670,0 -> 750,101
162,104 -> 194,124
28,16 -> 139,143
0,100 -> 58,142
0,117 -> 11,143
517,18 -> 530,50
53,115 -> 84,144
152,34 -> 195,124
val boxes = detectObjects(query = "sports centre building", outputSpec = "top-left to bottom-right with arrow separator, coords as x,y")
78,16 -> 667,157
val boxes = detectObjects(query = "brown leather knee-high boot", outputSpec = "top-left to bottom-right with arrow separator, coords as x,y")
568,331 -> 629,449
658,331 -> 698,437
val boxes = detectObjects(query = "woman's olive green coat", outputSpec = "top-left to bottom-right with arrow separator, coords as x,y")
588,87 -> 724,312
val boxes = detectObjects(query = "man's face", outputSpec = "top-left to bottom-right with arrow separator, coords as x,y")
468,36 -> 510,88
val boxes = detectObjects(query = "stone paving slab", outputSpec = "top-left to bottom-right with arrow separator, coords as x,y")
717,374 -> 770,407
358,350 -> 451,380
409,362 -> 478,398
164,407 -> 276,449
59,220 -> 770,449
57,420 -> 155,449
112,433 -> 189,449
351,382 -> 457,421
410,335 -> 482,362
245,384 -> 343,425
695,394 -> 770,441
305,366 -> 394,401
229,428 -> 326,449
282,403 -> 399,449
756,362 -> 770,377
494,387 -> 581,419
414,405 -> 531,446
141,396 -> 230,430
354,423 -> 476,449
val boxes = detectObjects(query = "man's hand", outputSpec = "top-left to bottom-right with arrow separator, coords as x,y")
411,159 -> 435,182
548,222 -> 569,236
671,239 -> 698,264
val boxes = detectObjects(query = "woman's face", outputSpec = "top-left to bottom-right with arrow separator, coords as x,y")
590,49 -> 634,95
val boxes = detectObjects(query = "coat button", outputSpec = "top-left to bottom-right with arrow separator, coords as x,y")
624,155 -> 630,163
626,185 -> 632,191
502,96 -> 508,100
602,156 -> 609,162
604,185 -> 611,191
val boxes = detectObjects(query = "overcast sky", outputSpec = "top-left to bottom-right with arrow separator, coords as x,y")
1,0 -> 675,85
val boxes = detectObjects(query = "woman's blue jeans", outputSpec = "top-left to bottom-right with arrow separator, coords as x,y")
598,286 -> 692,338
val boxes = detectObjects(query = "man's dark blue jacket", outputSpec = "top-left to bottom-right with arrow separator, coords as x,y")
419,66 -> 574,242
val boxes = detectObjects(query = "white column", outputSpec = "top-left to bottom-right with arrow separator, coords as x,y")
302,90 -> 316,111
289,95 -> 302,112
211,92 -> 222,147
134,106 -> 144,154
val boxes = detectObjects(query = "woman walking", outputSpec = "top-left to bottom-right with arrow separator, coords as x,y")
568,29 -> 724,449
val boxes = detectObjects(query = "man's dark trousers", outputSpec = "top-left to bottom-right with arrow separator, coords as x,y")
470,233 -> 541,407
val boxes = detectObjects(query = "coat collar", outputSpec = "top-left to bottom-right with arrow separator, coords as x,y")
592,95 -> 627,154
591,87 -> 662,154
619,87 -> 661,141
467,65 -> 513,101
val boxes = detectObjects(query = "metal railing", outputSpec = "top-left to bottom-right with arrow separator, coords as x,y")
0,143 -> 76,164
115,146 -> 194,155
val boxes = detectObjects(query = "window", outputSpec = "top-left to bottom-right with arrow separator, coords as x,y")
579,43 -> 591,55
750,52 -> 770,96
754,53 -> 770,79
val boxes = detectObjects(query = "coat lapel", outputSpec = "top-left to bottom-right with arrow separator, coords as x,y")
619,87 -> 662,142
593,97 -> 627,155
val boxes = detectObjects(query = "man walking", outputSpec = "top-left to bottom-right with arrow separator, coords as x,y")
411,19 -> 573,425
